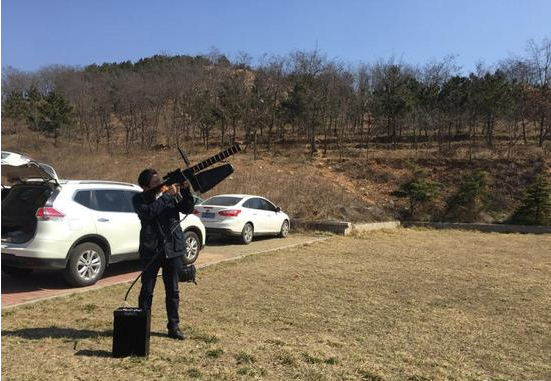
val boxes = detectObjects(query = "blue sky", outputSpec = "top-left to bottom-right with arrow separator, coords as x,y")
1,0 -> 550,73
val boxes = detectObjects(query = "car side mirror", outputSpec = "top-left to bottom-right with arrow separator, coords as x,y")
275,206 -> 281,213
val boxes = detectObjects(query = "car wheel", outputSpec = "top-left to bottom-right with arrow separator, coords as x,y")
183,231 -> 200,265
64,242 -> 106,287
2,266 -> 33,277
279,220 -> 290,238
240,223 -> 254,245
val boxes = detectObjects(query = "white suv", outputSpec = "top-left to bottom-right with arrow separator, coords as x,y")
1,162 -> 206,287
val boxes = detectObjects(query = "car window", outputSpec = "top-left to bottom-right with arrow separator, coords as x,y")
124,191 -> 141,212
202,196 -> 242,206
259,198 -> 277,212
247,198 -> 265,210
1,152 -> 10,159
93,189 -> 133,213
74,190 -> 92,208
243,198 -> 258,209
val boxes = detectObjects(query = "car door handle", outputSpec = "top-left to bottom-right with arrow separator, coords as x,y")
97,218 -> 110,222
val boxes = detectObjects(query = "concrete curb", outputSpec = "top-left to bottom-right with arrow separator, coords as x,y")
352,221 -> 401,233
292,219 -> 401,235
292,219 -> 352,235
293,218 -> 550,235
401,221 -> 551,234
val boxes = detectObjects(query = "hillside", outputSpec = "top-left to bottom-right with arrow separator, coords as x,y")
2,129 -> 549,224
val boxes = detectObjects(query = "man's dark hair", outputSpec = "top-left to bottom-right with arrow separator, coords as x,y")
138,168 -> 158,188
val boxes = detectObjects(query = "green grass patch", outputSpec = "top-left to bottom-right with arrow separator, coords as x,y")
234,351 -> 255,365
206,348 -> 224,358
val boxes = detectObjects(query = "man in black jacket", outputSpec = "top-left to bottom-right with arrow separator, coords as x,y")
132,168 -> 195,340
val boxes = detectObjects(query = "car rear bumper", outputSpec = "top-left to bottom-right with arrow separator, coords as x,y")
1,238 -> 72,269
1,253 -> 67,270
205,227 -> 242,237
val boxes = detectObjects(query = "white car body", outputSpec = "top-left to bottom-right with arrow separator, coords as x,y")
1,163 -> 205,286
1,150 -> 59,181
194,194 -> 290,243
1,151 -> 32,166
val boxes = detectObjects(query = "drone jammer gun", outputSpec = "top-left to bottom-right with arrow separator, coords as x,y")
143,143 -> 241,195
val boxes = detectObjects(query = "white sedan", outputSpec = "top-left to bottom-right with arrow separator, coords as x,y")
194,194 -> 290,244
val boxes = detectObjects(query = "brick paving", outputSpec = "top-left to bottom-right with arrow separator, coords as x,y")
1,234 -> 327,308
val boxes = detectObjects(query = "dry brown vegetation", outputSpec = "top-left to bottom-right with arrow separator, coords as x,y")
1,132 -> 392,222
3,128 -> 550,223
2,229 -> 550,380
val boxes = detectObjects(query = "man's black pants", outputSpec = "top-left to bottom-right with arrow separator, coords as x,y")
138,254 -> 182,331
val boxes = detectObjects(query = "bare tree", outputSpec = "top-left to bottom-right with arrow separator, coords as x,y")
526,38 -> 551,146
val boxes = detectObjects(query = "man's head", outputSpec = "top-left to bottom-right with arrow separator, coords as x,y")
138,168 -> 161,191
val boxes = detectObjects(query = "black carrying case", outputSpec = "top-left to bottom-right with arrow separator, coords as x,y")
112,307 -> 151,357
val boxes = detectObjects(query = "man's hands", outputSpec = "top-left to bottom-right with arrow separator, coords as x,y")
164,184 -> 179,196
180,180 -> 190,190
163,181 -> 189,196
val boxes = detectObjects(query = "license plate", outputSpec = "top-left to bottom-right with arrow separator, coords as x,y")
202,212 -> 215,219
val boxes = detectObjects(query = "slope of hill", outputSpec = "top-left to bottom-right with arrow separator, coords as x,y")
3,130 -> 549,224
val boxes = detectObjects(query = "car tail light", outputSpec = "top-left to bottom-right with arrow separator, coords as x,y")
36,207 -> 65,220
193,209 -> 200,215
218,209 -> 241,217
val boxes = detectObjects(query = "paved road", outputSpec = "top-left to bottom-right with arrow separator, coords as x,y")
1,234 -> 327,308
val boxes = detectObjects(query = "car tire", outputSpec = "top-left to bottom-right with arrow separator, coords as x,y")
2,266 -> 33,277
279,220 -> 290,238
240,223 -> 254,245
183,231 -> 200,265
63,242 -> 106,287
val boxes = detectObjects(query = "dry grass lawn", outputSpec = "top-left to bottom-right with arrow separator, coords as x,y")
2,229 -> 550,380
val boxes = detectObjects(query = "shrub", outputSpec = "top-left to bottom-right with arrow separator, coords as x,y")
446,170 -> 490,222
510,176 -> 551,225
393,166 -> 439,218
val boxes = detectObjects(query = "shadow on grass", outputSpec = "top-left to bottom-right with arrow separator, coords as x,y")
1,260 -> 142,295
75,349 -> 112,358
1,326 -> 176,341
1,326 -> 112,340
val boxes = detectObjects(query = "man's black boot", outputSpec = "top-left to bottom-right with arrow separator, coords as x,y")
168,327 -> 185,340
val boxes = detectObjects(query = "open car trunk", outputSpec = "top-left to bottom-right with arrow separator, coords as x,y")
1,184 -> 53,243
1,162 -> 59,244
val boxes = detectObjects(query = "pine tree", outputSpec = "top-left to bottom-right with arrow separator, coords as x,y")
394,166 -> 439,218
511,176 -> 551,225
446,171 -> 490,222
2,90 -> 27,121
26,86 -> 45,132
39,90 -> 74,145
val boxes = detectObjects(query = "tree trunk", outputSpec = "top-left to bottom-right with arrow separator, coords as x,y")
521,118 -> 527,144
310,109 -> 317,156
539,114 -> 546,147
221,118 -> 226,146
253,130 -> 258,161
448,121 -> 452,150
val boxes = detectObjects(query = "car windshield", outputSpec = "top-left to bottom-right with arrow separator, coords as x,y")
202,196 -> 242,206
